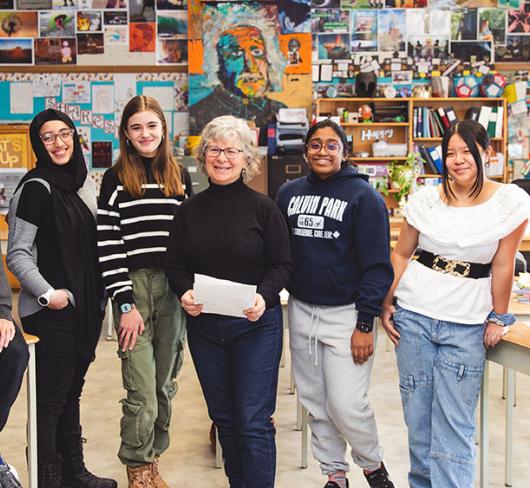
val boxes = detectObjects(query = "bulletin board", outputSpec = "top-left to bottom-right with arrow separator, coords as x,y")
0,70 -> 189,194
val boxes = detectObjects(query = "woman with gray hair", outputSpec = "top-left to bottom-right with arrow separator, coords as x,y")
165,115 -> 291,488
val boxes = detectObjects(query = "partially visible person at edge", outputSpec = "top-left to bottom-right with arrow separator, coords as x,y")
0,259 -> 29,488
7,109 -> 116,488
97,95 -> 192,488
165,115 -> 291,488
381,119 -> 530,488
276,119 -> 395,488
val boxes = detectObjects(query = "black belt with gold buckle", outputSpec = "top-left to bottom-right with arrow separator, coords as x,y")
417,251 -> 491,279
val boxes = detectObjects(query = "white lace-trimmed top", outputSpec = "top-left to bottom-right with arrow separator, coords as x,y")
395,184 -> 530,324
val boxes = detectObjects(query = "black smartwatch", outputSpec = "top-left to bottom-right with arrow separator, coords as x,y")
357,321 -> 373,333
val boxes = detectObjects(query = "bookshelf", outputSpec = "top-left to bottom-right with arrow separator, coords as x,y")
315,97 -> 509,183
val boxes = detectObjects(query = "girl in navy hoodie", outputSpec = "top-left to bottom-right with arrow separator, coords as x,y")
276,119 -> 394,488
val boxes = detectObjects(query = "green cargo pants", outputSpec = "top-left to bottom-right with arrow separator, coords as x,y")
113,268 -> 186,467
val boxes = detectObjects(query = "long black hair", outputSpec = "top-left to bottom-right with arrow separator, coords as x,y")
304,118 -> 350,168
441,119 -> 490,201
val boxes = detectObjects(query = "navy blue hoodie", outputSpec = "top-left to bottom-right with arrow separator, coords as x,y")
276,166 -> 394,325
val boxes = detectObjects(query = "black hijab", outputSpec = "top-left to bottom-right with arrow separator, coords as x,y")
20,109 -> 103,358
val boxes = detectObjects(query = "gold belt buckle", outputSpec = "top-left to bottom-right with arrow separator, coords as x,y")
432,255 -> 470,277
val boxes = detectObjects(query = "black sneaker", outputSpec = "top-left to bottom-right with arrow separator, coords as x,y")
324,480 -> 349,488
364,462 -> 395,488
0,456 -> 22,488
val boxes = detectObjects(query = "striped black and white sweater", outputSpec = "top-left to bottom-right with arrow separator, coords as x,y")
97,160 -> 192,306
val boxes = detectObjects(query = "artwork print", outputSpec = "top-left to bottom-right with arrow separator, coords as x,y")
189,1 -> 310,139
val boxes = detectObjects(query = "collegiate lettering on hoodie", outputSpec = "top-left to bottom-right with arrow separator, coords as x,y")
287,194 -> 348,222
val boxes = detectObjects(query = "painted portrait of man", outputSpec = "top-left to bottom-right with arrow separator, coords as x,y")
189,2 -> 287,138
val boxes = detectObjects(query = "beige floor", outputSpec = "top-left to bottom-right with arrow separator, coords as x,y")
1,328 -> 529,488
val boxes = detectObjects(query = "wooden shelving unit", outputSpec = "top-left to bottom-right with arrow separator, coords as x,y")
315,96 -> 508,182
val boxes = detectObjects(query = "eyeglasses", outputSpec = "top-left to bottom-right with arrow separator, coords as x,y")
307,141 -> 341,155
39,128 -> 75,145
206,146 -> 243,161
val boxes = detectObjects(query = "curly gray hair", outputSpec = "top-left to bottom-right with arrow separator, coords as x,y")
194,115 -> 261,182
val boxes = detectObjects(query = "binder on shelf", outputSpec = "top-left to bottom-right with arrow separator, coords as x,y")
465,107 -> 480,121
487,107 -> 497,138
445,106 -> 457,127
495,106 -> 504,138
426,145 -> 443,173
477,106 -> 492,131
437,107 -> 449,129
417,144 -> 439,174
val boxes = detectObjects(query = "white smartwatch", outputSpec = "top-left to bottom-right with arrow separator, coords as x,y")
38,288 -> 55,306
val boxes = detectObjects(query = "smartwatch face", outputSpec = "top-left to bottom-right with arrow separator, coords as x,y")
38,296 -> 48,306
120,303 -> 132,314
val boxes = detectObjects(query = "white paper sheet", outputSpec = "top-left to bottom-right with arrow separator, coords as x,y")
10,82 -> 33,114
92,84 -> 115,114
193,274 -> 256,318
142,86 -> 175,111
32,74 -> 62,97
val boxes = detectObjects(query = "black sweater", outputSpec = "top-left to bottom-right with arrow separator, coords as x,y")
165,177 -> 292,309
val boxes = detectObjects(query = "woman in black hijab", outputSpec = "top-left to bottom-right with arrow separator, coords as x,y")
6,109 -> 117,488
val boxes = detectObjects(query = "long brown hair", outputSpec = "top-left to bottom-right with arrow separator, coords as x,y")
115,95 -> 183,198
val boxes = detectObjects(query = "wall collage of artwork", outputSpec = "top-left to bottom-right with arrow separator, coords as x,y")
0,0 -> 188,64
310,0 -> 530,98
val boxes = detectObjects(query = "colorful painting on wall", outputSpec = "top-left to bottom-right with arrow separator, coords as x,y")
0,12 -> 38,38
189,1 -> 312,139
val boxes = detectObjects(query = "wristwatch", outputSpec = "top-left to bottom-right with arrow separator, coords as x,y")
120,303 -> 133,314
38,288 -> 55,306
357,321 -> 373,333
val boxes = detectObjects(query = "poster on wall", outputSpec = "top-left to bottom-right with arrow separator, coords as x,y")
92,141 -> 112,168
129,21 -> 155,51
40,11 -> 76,38
378,9 -> 406,52
0,12 -> 39,38
35,37 -> 77,64
188,0 -> 312,140
16,0 -> 52,9
495,35 -> 530,61
0,38 -> 33,65
156,38 -> 187,64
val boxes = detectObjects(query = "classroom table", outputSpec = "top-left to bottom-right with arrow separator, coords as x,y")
479,320 -> 530,488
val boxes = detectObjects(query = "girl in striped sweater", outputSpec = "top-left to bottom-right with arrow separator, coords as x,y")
97,95 -> 192,488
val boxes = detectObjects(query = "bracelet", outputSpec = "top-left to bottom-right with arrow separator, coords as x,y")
486,310 -> 516,327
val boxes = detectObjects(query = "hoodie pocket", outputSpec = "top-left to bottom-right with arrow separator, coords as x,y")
290,262 -> 343,299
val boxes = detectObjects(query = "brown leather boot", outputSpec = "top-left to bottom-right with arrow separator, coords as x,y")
126,464 -> 154,488
151,457 -> 169,488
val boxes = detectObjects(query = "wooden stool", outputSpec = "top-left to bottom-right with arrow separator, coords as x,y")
23,332 -> 39,488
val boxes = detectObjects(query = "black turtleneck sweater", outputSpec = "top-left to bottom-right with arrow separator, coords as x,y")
165,177 -> 292,308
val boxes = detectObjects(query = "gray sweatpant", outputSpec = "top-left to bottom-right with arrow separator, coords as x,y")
288,297 -> 384,475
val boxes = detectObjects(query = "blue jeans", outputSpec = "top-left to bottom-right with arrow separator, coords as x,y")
187,305 -> 283,488
393,306 -> 486,488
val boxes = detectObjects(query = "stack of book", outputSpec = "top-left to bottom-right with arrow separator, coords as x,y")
413,106 -> 457,138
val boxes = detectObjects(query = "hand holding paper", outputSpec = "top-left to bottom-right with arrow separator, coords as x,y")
193,274 -> 257,318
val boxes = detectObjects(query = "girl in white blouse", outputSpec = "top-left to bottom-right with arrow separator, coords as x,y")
381,119 -> 530,488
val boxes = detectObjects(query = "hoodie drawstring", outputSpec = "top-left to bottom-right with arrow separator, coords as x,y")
308,305 -> 321,366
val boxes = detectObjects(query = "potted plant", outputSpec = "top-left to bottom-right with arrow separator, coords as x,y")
381,151 -> 420,210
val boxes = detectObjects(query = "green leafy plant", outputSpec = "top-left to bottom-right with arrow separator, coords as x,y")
381,152 -> 420,207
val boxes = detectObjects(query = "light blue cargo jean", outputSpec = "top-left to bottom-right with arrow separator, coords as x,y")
393,305 -> 486,488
